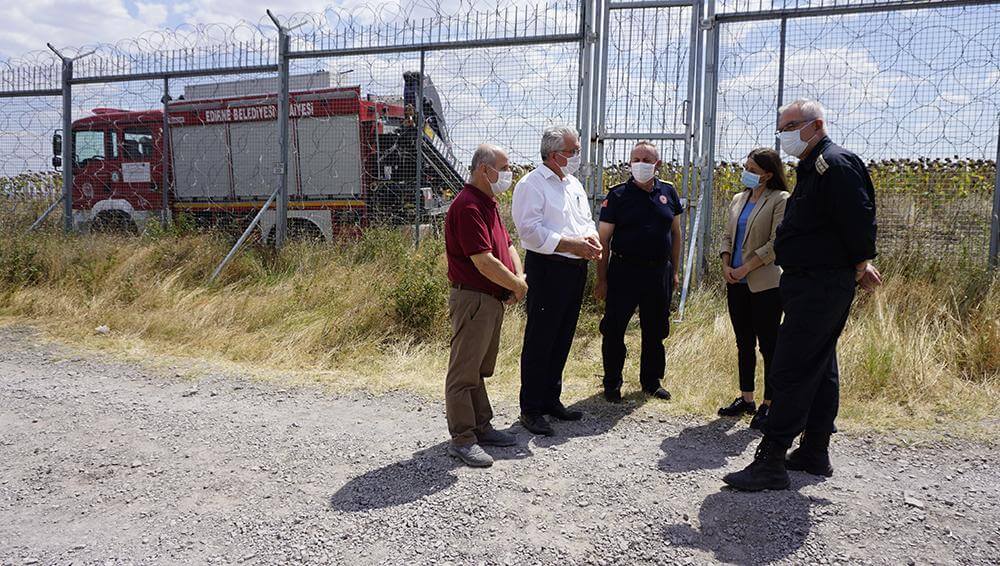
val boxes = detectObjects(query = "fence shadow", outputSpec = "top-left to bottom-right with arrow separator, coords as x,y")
328,426 -> 532,512
662,475 -> 829,565
529,390 -> 647,448
658,417 -> 758,473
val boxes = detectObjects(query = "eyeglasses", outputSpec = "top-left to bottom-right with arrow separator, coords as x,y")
775,119 -> 814,134
560,148 -> 582,157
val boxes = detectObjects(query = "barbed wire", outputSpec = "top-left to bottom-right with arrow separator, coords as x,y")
711,4 -> 1000,260
0,0 -> 585,240
715,0 -> 975,14
0,0 -> 997,263
717,4 -> 1000,161
0,0 -> 580,92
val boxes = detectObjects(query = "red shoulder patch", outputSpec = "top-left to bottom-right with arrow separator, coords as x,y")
601,199 -> 608,207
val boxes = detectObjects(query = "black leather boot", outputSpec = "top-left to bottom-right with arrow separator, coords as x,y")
785,432 -> 834,477
748,403 -> 770,430
519,413 -> 554,436
722,437 -> 791,492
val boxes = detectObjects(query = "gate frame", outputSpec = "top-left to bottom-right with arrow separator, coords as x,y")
586,0 -> 706,319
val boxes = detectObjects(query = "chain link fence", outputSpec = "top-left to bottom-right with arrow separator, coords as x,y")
2,0 -> 999,280
711,1 -> 1000,267
0,0 -> 584,276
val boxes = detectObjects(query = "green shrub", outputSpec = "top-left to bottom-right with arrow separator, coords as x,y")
143,212 -> 199,240
0,237 -> 44,287
391,244 -> 447,338
351,227 -> 411,267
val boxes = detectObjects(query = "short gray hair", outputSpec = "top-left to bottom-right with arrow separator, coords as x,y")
631,140 -> 659,161
540,125 -> 579,161
779,98 -> 826,121
470,144 -> 505,173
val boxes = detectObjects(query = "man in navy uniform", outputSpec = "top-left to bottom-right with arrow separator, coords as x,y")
724,99 -> 882,492
594,141 -> 681,403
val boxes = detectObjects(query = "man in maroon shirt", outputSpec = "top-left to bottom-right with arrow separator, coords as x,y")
444,144 -> 528,468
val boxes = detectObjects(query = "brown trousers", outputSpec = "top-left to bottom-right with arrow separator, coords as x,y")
445,288 -> 504,446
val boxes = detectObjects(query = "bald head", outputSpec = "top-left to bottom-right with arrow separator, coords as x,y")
470,144 -> 510,194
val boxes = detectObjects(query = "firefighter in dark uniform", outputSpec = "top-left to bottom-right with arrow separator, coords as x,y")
594,141 -> 682,403
724,99 -> 882,492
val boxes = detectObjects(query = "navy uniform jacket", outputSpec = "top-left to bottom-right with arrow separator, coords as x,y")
774,136 -> 877,268
599,177 -> 683,262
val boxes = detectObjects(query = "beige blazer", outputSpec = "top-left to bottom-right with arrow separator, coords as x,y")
719,188 -> 790,292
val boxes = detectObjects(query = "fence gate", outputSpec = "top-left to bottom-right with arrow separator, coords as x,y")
586,0 -> 705,317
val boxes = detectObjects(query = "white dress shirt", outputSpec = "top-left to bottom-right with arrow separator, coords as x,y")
511,164 -> 598,259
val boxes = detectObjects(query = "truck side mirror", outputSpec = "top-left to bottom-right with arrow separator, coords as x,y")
52,156 -> 62,169
52,132 -> 62,157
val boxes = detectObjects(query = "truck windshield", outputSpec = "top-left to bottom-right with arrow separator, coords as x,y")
73,130 -> 105,167
116,128 -> 154,161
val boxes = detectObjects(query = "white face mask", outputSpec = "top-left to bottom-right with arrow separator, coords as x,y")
630,161 -> 656,184
488,167 -> 513,195
777,120 -> 816,158
559,152 -> 581,176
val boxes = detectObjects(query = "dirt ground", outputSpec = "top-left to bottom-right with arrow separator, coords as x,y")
1,325 -> 997,565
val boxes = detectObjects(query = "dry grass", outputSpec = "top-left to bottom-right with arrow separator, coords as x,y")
1,226 -> 997,438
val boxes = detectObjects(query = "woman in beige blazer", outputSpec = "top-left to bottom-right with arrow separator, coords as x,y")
717,148 -> 790,430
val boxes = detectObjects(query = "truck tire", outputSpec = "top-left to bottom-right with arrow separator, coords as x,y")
264,219 -> 325,244
288,219 -> 325,242
91,211 -> 138,235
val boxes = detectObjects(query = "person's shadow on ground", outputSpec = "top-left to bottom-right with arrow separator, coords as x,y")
659,417 -> 758,473
529,390 -> 647,448
328,427 -> 532,512
662,474 -> 829,565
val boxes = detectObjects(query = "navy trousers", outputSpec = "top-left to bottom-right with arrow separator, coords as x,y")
600,256 -> 673,392
519,251 -> 588,416
764,268 -> 856,448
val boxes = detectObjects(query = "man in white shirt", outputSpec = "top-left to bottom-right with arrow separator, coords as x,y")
511,125 -> 602,436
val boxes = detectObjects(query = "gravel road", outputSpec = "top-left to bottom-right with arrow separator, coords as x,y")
1,325 -> 998,565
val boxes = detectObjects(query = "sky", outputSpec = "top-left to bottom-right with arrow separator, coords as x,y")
1,0 -> 999,179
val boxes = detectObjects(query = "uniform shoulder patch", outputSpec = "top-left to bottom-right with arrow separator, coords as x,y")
816,154 -> 830,175
601,198 -> 608,208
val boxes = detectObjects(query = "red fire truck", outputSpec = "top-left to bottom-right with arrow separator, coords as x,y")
53,72 -> 465,240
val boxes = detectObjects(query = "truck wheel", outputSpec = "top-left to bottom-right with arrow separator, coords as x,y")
264,220 -> 325,244
91,211 -> 138,235
288,219 -> 325,242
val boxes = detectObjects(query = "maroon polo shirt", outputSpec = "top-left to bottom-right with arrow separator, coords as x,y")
445,184 -> 516,298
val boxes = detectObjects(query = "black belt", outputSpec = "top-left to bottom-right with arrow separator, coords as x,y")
450,281 -> 510,302
527,250 -> 587,267
612,251 -> 669,268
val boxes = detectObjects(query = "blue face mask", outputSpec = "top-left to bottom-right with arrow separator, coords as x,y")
740,169 -> 761,189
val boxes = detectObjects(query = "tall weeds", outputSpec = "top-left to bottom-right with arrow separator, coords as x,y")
0,225 -> 996,435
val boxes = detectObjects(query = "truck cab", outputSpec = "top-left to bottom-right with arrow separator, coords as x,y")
57,108 -> 166,232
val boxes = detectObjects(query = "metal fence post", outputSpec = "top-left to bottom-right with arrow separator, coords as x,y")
681,0 -> 703,209
677,0 -> 705,320
989,117 -> 1000,271
775,17 -> 787,152
592,0 -> 610,214
161,77 -> 171,227
61,59 -> 73,234
695,0 -> 720,280
268,10 -> 291,250
47,44 -> 76,234
577,0 -> 598,210
414,50 -> 426,248
684,0 -> 705,248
